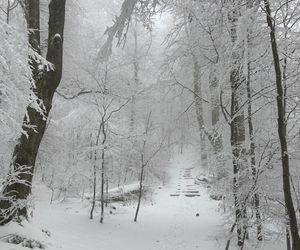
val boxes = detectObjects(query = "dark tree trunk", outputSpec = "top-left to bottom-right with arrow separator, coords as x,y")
0,0 -> 66,225
263,1 -> 300,249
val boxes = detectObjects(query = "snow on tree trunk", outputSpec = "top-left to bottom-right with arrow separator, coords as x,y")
228,1 -> 248,246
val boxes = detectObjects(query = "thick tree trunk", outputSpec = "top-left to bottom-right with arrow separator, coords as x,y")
0,0 -> 66,225
263,1 -> 300,249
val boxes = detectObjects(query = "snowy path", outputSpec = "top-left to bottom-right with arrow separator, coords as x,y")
0,151 -> 224,250
34,151 -> 222,250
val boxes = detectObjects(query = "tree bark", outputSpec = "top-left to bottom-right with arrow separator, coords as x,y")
0,0 -> 66,225
263,0 -> 300,249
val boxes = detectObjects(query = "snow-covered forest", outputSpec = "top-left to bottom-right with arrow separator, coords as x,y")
1,0 -> 300,249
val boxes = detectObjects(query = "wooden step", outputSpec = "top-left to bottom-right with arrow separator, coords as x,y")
182,191 -> 199,193
185,194 -> 201,197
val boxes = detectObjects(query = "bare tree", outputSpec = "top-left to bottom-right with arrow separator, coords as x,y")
89,94 -> 130,223
134,112 -> 165,222
263,0 -> 300,248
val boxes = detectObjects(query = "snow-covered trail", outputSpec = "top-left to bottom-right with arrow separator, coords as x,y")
0,150 -> 224,250
32,150 -> 223,250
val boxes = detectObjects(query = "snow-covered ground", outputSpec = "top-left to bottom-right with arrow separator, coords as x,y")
0,149 -> 284,250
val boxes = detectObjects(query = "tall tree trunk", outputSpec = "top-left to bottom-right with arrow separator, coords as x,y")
0,0 -> 66,225
245,3 -> 262,239
228,2 -> 247,246
263,1 -> 300,249
193,56 -> 208,169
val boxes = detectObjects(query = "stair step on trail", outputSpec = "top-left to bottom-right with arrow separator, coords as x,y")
182,191 -> 199,193
184,194 -> 201,197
